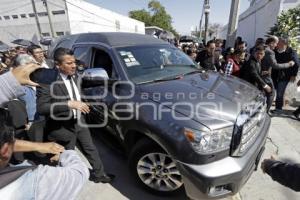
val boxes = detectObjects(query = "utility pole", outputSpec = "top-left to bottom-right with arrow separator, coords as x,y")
204,0 -> 210,44
226,0 -> 240,48
31,0 -> 42,39
42,0 -> 55,37
199,2 -> 204,39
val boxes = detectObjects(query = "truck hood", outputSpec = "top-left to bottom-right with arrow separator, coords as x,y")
138,72 -> 263,130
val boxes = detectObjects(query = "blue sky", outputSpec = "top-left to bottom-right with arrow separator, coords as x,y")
87,0 -> 250,34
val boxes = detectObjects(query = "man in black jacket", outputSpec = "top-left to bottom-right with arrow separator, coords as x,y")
272,38 -> 299,113
195,40 -> 221,71
37,48 -> 114,183
261,156 -> 300,191
240,46 -> 272,94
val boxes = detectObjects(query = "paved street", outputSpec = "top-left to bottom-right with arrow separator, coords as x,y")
78,106 -> 300,200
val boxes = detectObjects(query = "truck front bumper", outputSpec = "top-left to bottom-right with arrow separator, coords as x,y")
177,116 -> 271,199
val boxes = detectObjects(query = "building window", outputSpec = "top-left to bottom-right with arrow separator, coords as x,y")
56,32 -> 64,36
38,12 -> 48,17
12,15 -> 18,19
115,20 -> 120,32
4,16 -> 10,20
29,13 -> 35,17
20,14 -> 27,18
42,32 -> 50,37
52,10 -> 65,15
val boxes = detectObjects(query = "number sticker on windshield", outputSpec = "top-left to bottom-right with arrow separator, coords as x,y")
119,51 -> 140,67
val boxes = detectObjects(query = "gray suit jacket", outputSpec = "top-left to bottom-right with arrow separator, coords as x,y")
0,71 -> 24,106
261,47 -> 290,71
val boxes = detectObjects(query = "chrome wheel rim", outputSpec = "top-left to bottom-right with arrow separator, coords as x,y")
137,152 -> 183,192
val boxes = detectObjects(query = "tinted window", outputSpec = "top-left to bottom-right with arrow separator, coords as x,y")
38,12 -> 48,17
42,33 -> 50,37
56,32 -> 64,36
52,10 -> 65,15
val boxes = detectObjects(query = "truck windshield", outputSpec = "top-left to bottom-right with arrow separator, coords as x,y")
116,45 -> 200,84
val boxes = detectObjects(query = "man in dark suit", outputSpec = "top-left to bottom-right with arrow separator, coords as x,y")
195,40 -> 221,71
37,48 -> 114,183
240,45 -> 272,104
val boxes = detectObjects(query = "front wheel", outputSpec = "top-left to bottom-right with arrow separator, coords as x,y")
129,138 -> 184,195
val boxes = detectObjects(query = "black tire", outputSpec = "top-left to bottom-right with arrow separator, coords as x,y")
128,138 -> 184,195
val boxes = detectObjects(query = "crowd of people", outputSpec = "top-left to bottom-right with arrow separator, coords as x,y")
179,36 -> 300,192
0,34 -> 299,199
180,35 -> 300,115
0,45 -> 115,199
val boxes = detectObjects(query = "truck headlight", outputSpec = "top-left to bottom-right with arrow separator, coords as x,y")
184,127 -> 233,154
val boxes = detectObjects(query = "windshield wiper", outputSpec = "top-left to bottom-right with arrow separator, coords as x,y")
182,70 -> 204,76
139,75 -> 183,84
162,64 -> 196,68
142,64 -> 196,69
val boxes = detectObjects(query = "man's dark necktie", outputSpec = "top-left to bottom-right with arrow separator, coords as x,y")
67,75 -> 78,101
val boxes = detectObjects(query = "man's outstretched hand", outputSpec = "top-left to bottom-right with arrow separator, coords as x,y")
12,63 -> 41,86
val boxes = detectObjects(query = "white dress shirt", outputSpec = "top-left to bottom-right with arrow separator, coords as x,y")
60,73 -> 81,118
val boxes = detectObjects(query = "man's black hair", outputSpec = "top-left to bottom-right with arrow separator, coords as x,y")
238,40 -> 247,46
265,37 -> 277,45
15,46 -> 24,51
206,40 -> 215,47
0,108 -> 15,148
254,45 -> 265,52
186,49 -> 193,56
27,45 -> 42,55
233,49 -> 245,56
53,47 -> 74,64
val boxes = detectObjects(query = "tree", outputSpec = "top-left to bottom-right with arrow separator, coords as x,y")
129,9 -> 152,27
129,0 -> 178,36
268,5 -> 300,54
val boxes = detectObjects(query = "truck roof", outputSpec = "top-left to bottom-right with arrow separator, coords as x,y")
62,32 -> 169,47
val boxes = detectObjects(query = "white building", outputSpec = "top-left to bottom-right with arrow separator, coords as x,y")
0,0 -> 145,45
220,0 -> 300,47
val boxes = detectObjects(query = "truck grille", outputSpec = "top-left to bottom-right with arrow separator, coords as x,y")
231,102 -> 267,156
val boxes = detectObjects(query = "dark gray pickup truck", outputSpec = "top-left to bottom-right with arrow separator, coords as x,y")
48,32 -> 270,199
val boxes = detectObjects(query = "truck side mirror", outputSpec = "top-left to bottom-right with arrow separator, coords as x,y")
81,68 -> 115,88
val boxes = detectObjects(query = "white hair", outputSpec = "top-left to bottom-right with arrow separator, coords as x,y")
15,54 -> 36,66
